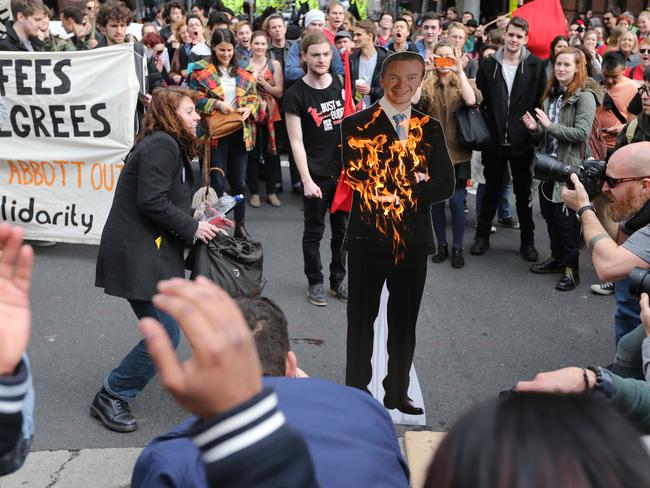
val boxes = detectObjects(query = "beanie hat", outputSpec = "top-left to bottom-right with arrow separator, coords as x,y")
304,9 -> 325,28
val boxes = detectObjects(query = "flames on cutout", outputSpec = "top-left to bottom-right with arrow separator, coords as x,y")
345,106 -> 430,263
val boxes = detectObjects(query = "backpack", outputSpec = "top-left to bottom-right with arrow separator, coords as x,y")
587,116 -> 608,160
625,117 -> 639,144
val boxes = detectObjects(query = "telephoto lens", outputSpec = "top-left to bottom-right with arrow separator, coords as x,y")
629,266 -> 650,297
533,153 -> 576,185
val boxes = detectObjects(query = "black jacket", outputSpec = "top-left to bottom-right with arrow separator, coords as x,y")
0,22 -> 45,51
341,103 -> 455,256
476,46 -> 546,155
95,132 -> 198,301
348,46 -> 391,104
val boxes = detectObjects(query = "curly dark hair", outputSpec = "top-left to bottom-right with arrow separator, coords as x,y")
136,87 -> 200,160
96,1 -> 132,28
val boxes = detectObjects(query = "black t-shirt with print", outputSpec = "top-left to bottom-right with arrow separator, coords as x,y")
282,76 -> 344,177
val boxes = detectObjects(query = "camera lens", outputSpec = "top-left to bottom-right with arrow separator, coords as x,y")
629,266 -> 650,297
533,153 -> 575,184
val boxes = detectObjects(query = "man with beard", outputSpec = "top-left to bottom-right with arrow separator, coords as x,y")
562,142 -> 650,379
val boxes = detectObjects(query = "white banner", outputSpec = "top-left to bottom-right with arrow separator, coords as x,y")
0,44 -> 139,244
0,0 -> 10,33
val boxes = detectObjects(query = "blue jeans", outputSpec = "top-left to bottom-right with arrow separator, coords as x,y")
475,180 -> 513,221
209,129 -> 248,223
431,187 -> 467,249
614,276 -> 641,346
613,323 -> 645,380
104,300 -> 180,401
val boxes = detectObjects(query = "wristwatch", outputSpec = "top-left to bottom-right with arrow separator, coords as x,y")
577,204 -> 596,219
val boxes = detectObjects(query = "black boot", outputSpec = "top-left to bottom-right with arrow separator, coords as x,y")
451,248 -> 465,268
470,235 -> 489,255
556,267 -> 580,291
234,221 -> 251,240
530,257 -> 564,274
431,244 -> 448,263
90,387 -> 137,433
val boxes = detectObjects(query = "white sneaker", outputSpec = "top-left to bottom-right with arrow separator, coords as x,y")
590,282 -> 614,296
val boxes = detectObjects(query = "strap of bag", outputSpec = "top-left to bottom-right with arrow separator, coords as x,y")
608,96 -> 628,124
626,117 -> 639,144
201,134 -> 225,201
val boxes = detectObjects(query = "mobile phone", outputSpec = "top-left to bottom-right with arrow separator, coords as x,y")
434,56 -> 455,68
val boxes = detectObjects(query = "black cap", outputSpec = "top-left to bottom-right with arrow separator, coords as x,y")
335,30 -> 352,41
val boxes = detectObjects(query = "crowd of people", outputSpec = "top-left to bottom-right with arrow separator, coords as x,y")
6,0 -> 650,486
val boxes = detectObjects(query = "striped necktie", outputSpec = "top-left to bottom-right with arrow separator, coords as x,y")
393,113 -> 407,140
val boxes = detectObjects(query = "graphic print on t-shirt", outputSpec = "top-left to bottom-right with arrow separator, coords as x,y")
307,99 -> 344,131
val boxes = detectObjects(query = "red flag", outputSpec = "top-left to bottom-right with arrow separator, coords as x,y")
342,49 -> 355,116
332,48 -> 354,214
513,0 -> 567,60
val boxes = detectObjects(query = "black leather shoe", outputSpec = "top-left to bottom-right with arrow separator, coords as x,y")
383,398 -> 424,415
470,236 -> 489,255
556,267 -> 580,291
530,257 -> 564,274
90,388 -> 137,433
431,244 -> 448,263
520,243 -> 539,262
451,248 -> 464,268
234,221 -> 251,240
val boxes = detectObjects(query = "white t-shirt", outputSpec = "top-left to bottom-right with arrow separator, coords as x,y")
219,68 -> 237,108
358,52 -> 378,107
502,61 -> 518,97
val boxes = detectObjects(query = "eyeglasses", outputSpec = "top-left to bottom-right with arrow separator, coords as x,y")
638,85 -> 650,96
604,174 -> 650,188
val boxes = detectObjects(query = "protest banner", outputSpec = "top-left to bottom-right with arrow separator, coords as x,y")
0,0 -> 10,33
0,43 -> 139,244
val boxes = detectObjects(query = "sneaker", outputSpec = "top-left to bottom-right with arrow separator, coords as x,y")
498,217 -> 520,229
307,283 -> 327,306
590,281 -> 615,296
330,282 -> 348,303
490,226 -> 497,234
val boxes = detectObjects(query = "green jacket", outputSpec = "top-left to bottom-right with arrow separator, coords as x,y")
256,0 -> 285,16
531,87 -> 597,202
611,373 -> 650,433
616,113 -> 650,149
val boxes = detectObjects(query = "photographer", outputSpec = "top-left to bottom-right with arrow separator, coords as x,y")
562,142 -> 650,379
523,47 -> 596,291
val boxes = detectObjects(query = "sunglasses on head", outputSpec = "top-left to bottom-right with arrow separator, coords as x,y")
604,175 -> 650,188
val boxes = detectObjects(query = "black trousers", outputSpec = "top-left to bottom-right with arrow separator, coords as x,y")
247,124 -> 281,195
345,249 -> 427,401
303,175 -> 347,287
476,147 -> 535,243
538,181 -> 580,269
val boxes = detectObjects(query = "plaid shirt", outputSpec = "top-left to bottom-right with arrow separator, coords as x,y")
189,59 -> 259,151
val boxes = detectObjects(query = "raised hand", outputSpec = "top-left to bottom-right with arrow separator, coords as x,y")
0,224 -> 33,375
140,276 -> 262,419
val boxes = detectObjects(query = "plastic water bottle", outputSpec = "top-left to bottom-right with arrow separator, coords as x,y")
198,193 -> 244,224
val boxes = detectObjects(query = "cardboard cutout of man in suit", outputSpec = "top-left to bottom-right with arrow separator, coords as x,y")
341,52 -> 455,415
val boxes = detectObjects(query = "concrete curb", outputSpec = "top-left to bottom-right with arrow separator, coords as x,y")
0,448 -> 142,488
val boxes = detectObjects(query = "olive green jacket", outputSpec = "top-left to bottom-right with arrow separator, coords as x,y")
531,87 -> 598,202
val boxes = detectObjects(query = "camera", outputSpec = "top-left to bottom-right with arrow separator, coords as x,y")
533,153 -> 607,200
629,267 -> 650,298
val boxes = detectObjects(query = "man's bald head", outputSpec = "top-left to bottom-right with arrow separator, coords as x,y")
609,142 -> 650,177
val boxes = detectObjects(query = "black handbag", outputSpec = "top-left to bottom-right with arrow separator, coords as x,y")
185,234 -> 265,298
455,105 -> 491,150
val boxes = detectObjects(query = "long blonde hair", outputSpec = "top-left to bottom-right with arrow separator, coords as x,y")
420,39 -> 461,105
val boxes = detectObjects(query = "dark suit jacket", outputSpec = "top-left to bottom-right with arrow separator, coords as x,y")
132,377 -> 410,488
348,46 -> 392,104
95,132 -> 198,301
341,102 -> 455,256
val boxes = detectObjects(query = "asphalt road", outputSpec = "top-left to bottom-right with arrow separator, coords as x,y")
27,168 -> 615,450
